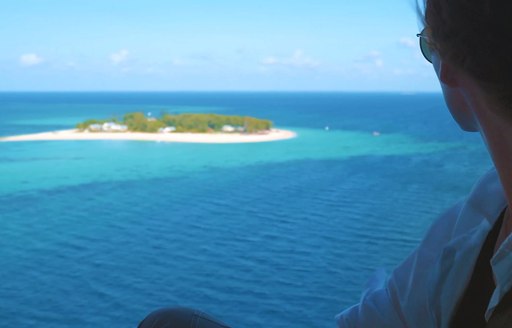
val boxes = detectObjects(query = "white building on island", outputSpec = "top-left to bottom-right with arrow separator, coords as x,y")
221,125 -> 245,133
88,124 -> 102,131
158,126 -> 176,133
88,122 -> 128,132
102,122 -> 128,132
221,125 -> 235,132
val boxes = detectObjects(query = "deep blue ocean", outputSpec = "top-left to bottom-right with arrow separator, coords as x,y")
0,92 -> 492,327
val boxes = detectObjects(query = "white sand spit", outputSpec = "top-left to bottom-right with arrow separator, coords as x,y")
0,129 -> 297,144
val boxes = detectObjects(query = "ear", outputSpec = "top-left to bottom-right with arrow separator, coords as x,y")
438,60 -> 460,87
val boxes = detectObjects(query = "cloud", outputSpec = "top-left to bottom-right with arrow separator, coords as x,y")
357,50 -> 384,68
399,37 -> 416,48
110,49 -> 129,65
19,53 -> 44,67
261,50 -> 320,69
350,50 -> 385,76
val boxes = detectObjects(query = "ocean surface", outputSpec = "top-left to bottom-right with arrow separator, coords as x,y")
0,92 -> 492,327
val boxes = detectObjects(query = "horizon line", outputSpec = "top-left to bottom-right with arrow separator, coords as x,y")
0,90 -> 442,94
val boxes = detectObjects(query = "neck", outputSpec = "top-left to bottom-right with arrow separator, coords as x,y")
465,88 -> 512,254
464,85 -> 512,209
484,121 -> 512,250
478,115 -> 512,209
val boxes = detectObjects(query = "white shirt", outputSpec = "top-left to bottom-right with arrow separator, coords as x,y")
336,168 -> 509,327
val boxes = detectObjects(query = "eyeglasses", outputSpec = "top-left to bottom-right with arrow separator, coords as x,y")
416,28 -> 433,63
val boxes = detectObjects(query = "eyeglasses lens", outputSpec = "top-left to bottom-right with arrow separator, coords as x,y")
419,34 -> 432,63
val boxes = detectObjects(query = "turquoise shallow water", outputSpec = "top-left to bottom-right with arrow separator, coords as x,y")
0,93 -> 491,327
0,127 -> 461,195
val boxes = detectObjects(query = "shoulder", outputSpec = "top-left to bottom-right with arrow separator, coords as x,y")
336,168 -> 506,328
450,168 -> 506,236
467,168 -> 505,215
419,168 -> 505,255
388,168 -> 506,324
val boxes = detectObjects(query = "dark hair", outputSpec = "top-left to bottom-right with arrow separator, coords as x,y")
419,0 -> 512,110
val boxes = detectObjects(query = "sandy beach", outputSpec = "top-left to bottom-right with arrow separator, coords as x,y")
0,129 -> 297,144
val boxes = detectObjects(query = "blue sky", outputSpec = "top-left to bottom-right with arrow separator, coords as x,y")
0,0 -> 439,92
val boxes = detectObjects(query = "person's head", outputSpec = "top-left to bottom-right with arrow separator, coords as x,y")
417,0 -> 512,125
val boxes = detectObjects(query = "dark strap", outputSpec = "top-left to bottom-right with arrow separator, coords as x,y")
487,225 -> 512,327
487,290 -> 512,327
450,209 -> 506,328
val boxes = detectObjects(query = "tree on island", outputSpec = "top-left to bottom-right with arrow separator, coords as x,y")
76,112 -> 273,134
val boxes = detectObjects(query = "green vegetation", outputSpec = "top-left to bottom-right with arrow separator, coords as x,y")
124,112 -> 166,133
160,113 -> 272,133
76,112 -> 273,133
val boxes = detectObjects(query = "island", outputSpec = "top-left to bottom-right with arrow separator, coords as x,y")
0,112 -> 296,144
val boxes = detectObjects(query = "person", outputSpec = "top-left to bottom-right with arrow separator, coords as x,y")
140,0 -> 512,326
336,0 -> 512,327
138,307 -> 231,328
